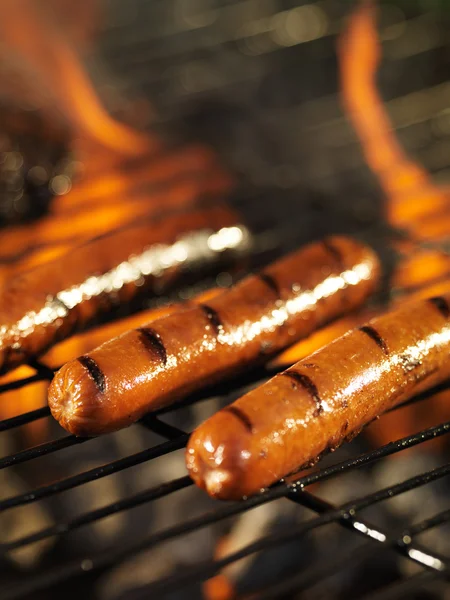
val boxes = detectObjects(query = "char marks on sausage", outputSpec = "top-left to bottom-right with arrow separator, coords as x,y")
199,304 -> 224,337
48,235 -> 381,437
258,273 -> 280,297
428,296 -> 450,319
223,406 -> 254,433
358,325 -> 389,355
77,356 -> 106,393
282,370 -> 323,416
137,327 -> 167,365
322,239 -> 345,270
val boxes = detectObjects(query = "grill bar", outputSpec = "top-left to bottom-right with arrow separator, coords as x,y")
1,476 -> 193,553
1,417 -> 449,550
138,462 -> 450,596
0,406 -> 50,432
254,488 -> 450,598
2,403 -> 449,599
0,436 -> 188,512
0,435 -> 88,470
0,373 -> 48,394
0,353 -> 449,600
291,490 -> 447,570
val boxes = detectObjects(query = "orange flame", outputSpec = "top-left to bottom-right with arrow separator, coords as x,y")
338,0 -> 450,229
0,0 -> 156,155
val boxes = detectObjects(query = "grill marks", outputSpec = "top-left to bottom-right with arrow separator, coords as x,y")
259,273 -> 280,297
428,296 -> 450,319
223,406 -> 254,433
322,239 -> 344,270
78,355 -> 106,393
321,239 -> 349,307
359,325 -> 389,355
137,327 -> 167,365
283,370 -> 323,416
199,304 -> 224,337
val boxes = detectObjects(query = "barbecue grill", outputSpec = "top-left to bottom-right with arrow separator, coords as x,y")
1,1 -> 450,598
1,361 -> 450,599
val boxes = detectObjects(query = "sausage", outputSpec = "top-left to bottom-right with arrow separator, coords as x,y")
48,236 -> 380,436
41,287 -> 221,369
0,169 -> 232,262
186,293 -> 450,500
0,204 -> 250,373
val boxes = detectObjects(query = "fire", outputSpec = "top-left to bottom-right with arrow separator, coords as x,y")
0,0 -> 155,155
338,0 -> 450,230
271,0 -> 450,458
2,0 -> 449,463
0,0 -> 234,440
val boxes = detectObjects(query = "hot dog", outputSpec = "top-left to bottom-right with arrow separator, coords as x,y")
186,294 -> 450,500
48,236 -> 380,436
0,204 -> 250,373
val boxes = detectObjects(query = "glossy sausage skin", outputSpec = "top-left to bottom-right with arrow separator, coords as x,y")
0,204 -> 249,374
186,294 -> 450,500
48,236 -> 380,436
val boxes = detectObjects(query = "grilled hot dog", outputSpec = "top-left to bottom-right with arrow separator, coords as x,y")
0,204 -> 250,373
48,236 -> 380,436
186,294 -> 450,500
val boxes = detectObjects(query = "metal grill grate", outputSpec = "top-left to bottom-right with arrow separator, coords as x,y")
0,357 -> 449,599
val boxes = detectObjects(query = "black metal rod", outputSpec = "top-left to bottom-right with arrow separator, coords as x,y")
4,447 -> 450,600
0,476 -> 193,553
290,490 -> 448,570
0,435 -> 88,470
254,489 -> 450,599
1,347 -> 450,599
139,416 -> 188,440
0,373 -> 49,395
137,461 -> 450,597
0,434 -> 188,512
0,407 -> 50,432
254,491 -> 448,599
286,420 -> 450,489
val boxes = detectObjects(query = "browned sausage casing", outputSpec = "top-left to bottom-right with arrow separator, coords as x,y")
186,294 -> 450,500
0,204 -> 249,373
48,236 -> 380,436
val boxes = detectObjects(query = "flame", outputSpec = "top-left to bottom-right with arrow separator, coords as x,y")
392,249 -> 450,291
7,0 -> 450,460
0,0 -> 156,155
53,146 -> 230,213
0,122 -> 232,445
0,167 -> 232,286
338,1 -> 450,455
338,0 -> 450,230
